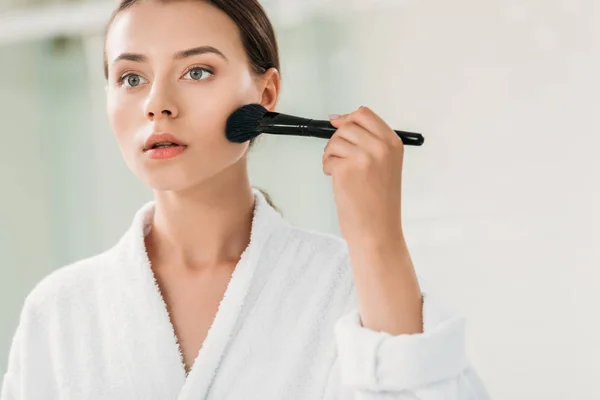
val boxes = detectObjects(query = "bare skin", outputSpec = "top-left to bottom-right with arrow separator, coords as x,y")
147,245 -> 237,373
104,0 -> 279,373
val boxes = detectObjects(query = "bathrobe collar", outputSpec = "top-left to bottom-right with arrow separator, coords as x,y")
113,188 -> 289,400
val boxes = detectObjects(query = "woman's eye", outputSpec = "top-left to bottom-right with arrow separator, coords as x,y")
121,74 -> 147,88
184,67 -> 213,81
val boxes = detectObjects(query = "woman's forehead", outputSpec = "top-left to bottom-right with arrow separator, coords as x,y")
105,1 -> 243,63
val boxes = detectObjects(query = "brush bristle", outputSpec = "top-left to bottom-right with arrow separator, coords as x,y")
226,103 -> 269,143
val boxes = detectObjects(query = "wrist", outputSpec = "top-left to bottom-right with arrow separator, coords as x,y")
346,228 -> 406,252
346,231 -> 409,266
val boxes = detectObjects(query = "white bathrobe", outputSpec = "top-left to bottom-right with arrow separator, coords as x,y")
1,190 -> 489,400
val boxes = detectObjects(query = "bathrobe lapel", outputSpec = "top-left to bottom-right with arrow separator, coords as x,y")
116,190 -> 288,400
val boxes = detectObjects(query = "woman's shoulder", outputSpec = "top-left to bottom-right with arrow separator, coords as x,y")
272,223 -> 355,294
20,247 -> 118,318
277,223 -> 351,267
287,224 -> 348,252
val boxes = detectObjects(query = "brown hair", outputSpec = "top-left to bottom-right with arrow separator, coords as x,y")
103,0 -> 281,212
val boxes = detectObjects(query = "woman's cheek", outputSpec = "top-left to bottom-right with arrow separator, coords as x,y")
108,94 -> 139,144
186,98 -> 229,144
107,91 -> 126,135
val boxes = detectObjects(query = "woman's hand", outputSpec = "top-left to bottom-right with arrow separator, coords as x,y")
323,106 -> 404,246
323,106 -> 423,335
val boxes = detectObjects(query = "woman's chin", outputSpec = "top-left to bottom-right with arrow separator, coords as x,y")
131,152 -> 247,192
138,166 -> 221,192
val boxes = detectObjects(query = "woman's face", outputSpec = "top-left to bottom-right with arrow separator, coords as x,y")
105,0 -> 277,191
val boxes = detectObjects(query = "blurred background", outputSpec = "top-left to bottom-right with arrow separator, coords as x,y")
1,0 -> 598,398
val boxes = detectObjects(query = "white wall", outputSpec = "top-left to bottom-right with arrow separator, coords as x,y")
1,1 -> 599,398
345,1 -> 599,398
0,37 -> 101,373
0,41 -> 54,375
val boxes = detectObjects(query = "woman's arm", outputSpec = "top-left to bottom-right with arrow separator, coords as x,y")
323,293 -> 490,399
347,236 -> 422,336
322,107 -> 489,398
1,309 -> 25,400
1,288 -> 45,400
323,106 -> 423,336
329,238 -> 489,398
325,358 -> 489,400
1,371 -> 19,400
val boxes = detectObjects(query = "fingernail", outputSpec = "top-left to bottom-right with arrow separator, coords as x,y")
329,114 -> 342,120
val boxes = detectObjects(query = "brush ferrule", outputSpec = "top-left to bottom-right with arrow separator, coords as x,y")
258,112 -> 337,139
259,112 -> 310,136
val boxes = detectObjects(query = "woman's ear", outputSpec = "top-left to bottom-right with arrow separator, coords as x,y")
259,68 -> 280,112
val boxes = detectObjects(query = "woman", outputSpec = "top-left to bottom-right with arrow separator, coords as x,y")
1,0 -> 489,399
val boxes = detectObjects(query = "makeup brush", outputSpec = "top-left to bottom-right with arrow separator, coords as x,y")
226,104 -> 424,146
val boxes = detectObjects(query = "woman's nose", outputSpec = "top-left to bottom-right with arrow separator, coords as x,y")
144,88 -> 179,120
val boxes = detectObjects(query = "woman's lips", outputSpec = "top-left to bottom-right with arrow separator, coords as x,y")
144,145 -> 187,160
143,132 -> 187,151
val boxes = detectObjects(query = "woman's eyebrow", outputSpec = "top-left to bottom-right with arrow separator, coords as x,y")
112,46 -> 229,65
112,53 -> 147,65
174,46 -> 229,62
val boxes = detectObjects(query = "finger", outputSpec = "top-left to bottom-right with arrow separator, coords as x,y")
329,113 -> 349,128
323,133 -> 359,160
322,155 -> 343,176
331,106 -> 394,142
333,121 -> 386,155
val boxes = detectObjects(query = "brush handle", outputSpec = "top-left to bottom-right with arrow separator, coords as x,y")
258,112 -> 424,146
306,120 -> 424,146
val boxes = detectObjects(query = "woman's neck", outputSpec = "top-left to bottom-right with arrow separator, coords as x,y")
146,171 -> 255,274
